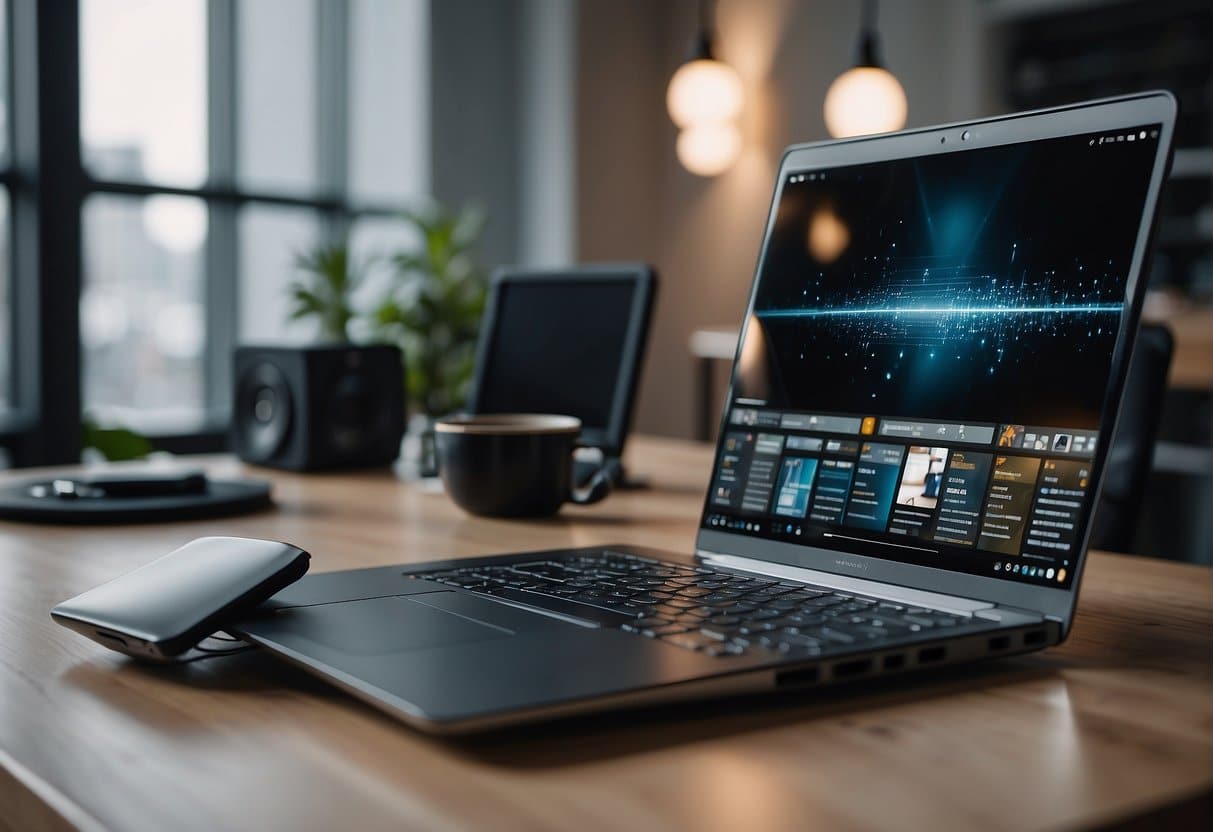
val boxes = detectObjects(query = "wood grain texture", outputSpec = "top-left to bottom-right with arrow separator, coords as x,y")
0,436 -> 1210,832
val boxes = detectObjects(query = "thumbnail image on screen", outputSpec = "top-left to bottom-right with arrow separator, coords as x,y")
702,123 -> 1162,587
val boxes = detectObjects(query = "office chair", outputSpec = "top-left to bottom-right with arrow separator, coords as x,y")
1089,323 -> 1173,553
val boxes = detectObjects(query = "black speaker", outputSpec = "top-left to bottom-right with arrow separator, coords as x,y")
232,344 -> 405,471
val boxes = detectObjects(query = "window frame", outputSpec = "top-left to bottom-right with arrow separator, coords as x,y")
0,0 -> 407,464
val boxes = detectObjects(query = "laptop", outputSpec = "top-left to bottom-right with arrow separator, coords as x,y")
466,264 -> 656,487
236,93 -> 1176,734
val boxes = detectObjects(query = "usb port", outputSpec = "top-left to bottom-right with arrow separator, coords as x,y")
95,630 -> 128,648
918,646 -> 946,664
832,658 -> 872,678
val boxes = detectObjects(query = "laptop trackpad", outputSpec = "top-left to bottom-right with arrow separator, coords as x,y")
271,592 -> 516,656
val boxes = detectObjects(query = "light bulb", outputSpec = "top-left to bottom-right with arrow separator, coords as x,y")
676,123 -> 742,177
823,65 -> 907,138
667,59 -> 744,129
807,205 -> 851,263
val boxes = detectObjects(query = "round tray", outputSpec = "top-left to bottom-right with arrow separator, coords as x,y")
0,479 -> 273,524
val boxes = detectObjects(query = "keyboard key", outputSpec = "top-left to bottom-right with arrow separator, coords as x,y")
739,622 -> 775,635
867,615 -> 913,631
699,625 -> 740,641
816,627 -> 857,644
703,642 -> 745,657
803,596 -> 846,608
832,625 -> 889,641
635,616 -> 671,628
783,613 -> 826,626
485,587 -> 638,626
661,632 -> 720,651
649,623 -> 692,637
449,578 -> 489,589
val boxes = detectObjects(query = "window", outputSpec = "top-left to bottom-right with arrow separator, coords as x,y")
0,0 -> 11,418
74,0 -> 428,439
81,194 -> 209,428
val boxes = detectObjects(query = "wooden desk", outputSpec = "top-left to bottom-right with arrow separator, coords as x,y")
2,437 -> 1210,832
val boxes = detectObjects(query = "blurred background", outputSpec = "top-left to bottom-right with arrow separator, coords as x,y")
0,0 -> 1209,559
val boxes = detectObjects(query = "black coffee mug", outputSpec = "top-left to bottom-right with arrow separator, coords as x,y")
435,414 -> 612,518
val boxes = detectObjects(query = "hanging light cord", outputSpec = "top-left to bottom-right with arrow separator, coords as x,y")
689,0 -> 718,61
861,0 -> 878,34
857,0 -> 883,68
699,0 -> 714,39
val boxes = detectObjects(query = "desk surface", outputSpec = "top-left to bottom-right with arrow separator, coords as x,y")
2,437 -> 1210,832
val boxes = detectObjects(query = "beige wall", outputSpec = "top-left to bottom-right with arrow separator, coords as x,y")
576,0 -> 1001,439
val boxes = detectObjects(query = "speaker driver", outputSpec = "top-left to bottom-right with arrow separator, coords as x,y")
235,361 -> 293,462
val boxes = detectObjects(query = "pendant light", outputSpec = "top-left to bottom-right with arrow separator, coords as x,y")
667,0 -> 744,176
823,0 -> 907,138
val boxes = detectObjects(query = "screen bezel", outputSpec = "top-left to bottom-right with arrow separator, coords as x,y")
694,92 -> 1176,626
467,263 -> 656,456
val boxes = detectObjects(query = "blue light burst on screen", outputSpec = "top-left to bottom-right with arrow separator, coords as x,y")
741,129 -> 1156,423
756,257 -> 1125,362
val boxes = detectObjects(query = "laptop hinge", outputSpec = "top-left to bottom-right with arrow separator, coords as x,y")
697,551 -> 1041,619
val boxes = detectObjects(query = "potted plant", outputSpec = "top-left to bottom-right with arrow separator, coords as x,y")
286,204 -> 487,476
287,239 -> 365,342
368,204 -> 488,475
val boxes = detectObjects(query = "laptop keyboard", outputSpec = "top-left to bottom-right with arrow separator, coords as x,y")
411,550 -> 969,658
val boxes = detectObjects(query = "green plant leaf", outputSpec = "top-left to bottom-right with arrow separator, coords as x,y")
286,238 -> 364,342
82,417 -> 154,461
368,202 -> 488,416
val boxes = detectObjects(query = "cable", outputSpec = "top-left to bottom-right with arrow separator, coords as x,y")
205,632 -> 244,643
862,0 -> 878,32
176,643 -> 260,663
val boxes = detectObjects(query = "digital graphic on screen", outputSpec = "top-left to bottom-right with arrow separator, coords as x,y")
702,123 -> 1161,585
978,456 -> 1043,555
710,431 -> 755,510
933,451 -> 994,546
1024,458 -> 1090,558
809,458 -> 855,524
844,443 -> 906,531
889,446 -> 949,537
774,456 -> 819,518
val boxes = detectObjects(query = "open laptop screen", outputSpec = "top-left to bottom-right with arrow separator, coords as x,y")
702,124 -> 1163,589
